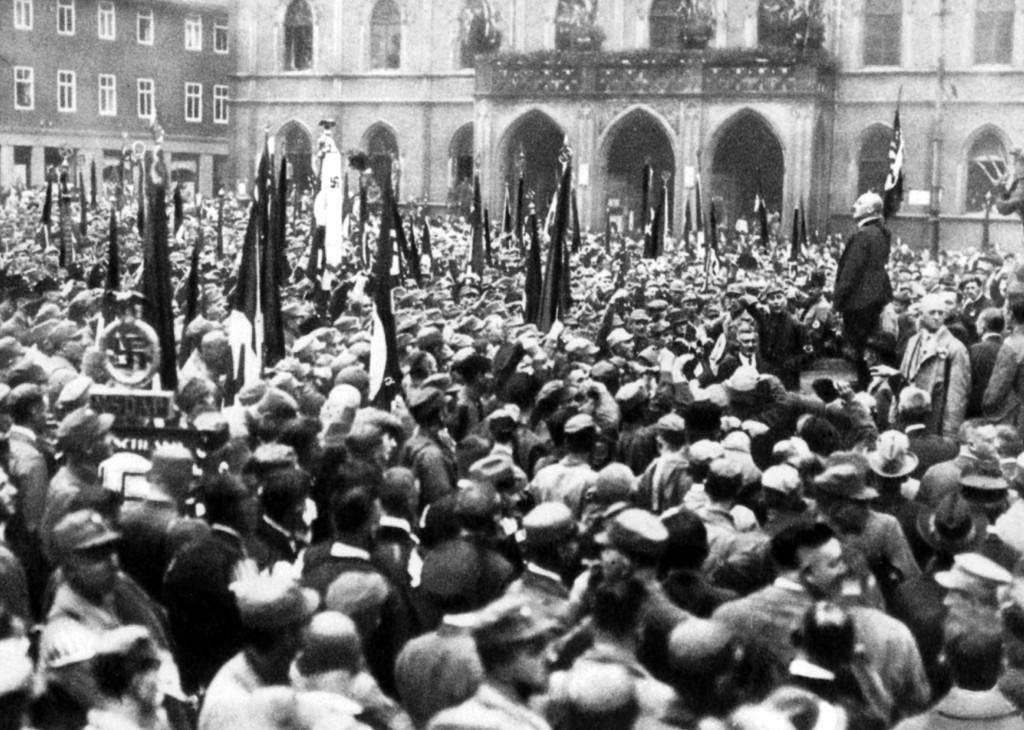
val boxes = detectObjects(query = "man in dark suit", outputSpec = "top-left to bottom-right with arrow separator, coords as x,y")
834,192 -> 894,387
714,320 -> 764,384
250,467 -> 310,569
503,502 -> 578,628
961,275 -> 993,325
968,307 -> 1004,418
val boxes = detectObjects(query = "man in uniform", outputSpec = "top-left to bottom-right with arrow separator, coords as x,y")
801,270 -> 835,358
402,388 -> 458,511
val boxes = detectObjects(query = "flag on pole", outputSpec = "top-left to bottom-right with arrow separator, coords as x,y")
407,219 -> 422,286
790,204 -> 801,262
704,201 -> 721,285
105,207 -> 119,292
471,174 -> 485,276
78,173 -> 88,241
319,148 -> 344,266
483,207 -> 493,267
694,173 -> 705,246
755,171 -> 770,250
368,174 -> 404,411
140,135 -> 177,391
262,153 -> 287,368
178,224 -> 204,367
90,159 -> 98,208
40,172 -> 53,247
683,197 -> 693,248
640,162 -> 652,243
800,203 -> 809,249
515,175 -> 525,246
136,162 -> 146,238
421,220 -> 432,268
216,196 -> 224,259
571,187 -> 582,254
539,153 -> 572,333
173,184 -> 184,235
228,202 -> 262,396
524,213 -> 543,325
502,183 -> 514,237
883,103 -> 905,219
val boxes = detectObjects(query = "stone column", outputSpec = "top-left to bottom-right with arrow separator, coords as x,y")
421,104 -> 434,201
577,103 -> 595,229
0,145 -> 15,190
198,154 -> 214,197
30,146 -> 45,187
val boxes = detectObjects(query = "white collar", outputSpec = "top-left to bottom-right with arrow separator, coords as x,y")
773,576 -> 806,593
857,216 -> 881,228
526,562 -> 563,584
330,542 -> 371,561
8,424 -> 36,443
904,424 -> 927,434
212,524 -> 243,540
379,515 -> 413,534
263,515 -> 294,542
789,658 -> 836,681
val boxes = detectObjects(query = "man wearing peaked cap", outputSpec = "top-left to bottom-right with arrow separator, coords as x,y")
529,414 -> 598,520
935,552 -> 1013,633
427,597 -> 555,730
504,502 -> 579,628
402,387 -> 458,510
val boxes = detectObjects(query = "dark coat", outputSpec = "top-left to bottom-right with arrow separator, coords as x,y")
834,219 -> 894,314
250,516 -> 300,569
905,427 -> 959,481
968,335 -> 1003,417
163,526 -> 249,694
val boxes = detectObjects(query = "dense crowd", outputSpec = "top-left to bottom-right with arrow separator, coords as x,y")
2,177 -> 1024,730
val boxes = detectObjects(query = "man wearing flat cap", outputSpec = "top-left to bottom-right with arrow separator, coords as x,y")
427,597 -> 555,730
740,282 -> 807,390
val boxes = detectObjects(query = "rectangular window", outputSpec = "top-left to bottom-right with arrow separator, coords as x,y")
137,9 -> 153,45
98,1 -> 115,39
137,78 -> 154,119
184,82 -> 202,122
98,74 -> 116,115
863,0 -> 901,67
214,18 -> 229,53
213,85 -> 228,124
185,14 -> 202,50
14,67 -> 34,110
57,70 -> 76,112
976,0 -> 1014,65
13,0 -> 32,30
57,0 -> 75,35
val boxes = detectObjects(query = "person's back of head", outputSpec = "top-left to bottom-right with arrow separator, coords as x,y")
329,485 -> 378,539
1007,294 -> 1024,327
660,508 -> 710,573
770,521 -> 835,573
380,466 -> 418,522
796,602 -> 855,670
548,661 -> 639,730
993,425 -> 1023,461
202,473 -> 254,532
592,576 -> 646,639
455,435 -> 490,479
978,307 -> 1005,335
897,386 -> 932,426
394,630 -> 483,729
685,400 -> 723,442
946,627 -> 1004,691
260,467 -> 310,528
705,457 -> 743,505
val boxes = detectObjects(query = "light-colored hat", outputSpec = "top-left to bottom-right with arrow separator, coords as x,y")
725,366 -> 759,393
867,431 -> 919,479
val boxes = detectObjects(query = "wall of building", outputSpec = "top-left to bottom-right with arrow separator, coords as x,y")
0,0 -> 235,195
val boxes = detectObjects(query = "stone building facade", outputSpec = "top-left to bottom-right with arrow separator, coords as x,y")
233,0 -> 1024,251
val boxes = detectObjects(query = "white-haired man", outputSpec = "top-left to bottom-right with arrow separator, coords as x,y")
898,293 -> 971,439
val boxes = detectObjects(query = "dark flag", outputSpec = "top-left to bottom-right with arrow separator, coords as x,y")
539,154 -> 572,333
502,183 -> 513,237
755,170 -> 770,249
216,195 -> 224,258
604,204 -> 612,254
173,184 -> 184,235
358,179 -> 369,268
704,200 -> 721,286
407,219 -> 422,286
883,104 -> 905,219
483,207 -> 493,267
369,175 -> 403,410
262,153 -> 287,368
78,173 -> 88,241
683,197 -> 693,248
471,174 -> 485,276
228,202 -> 261,393
179,225 -> 204,367
90,159 -> 98,208
514,175 -> 525,246
694,174 -> 704,238
58,168 -> 71,268
800,204 -> 809,249
105,207 -> 119,292
650,181 -> 667,258
136,162 -> 146,238
524,213 -> 543,326
140,141 -> 177,391
40,172 -> 53,247
790,205 -> 801,262
571,187 -> 582,254
421,220 -> 432,263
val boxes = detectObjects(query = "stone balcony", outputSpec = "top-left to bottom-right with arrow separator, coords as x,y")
475,48 -> 837,101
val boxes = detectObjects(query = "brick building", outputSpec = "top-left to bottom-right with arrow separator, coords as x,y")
233,0 -> 1024,251
0,0 -> 235,196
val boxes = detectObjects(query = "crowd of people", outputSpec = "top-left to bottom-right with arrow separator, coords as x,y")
2,174 -> 1024,730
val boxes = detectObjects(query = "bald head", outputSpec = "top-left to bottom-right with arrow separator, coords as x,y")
853,191 -> 884,220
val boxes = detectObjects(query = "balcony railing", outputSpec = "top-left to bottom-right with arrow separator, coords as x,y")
475,48 -> 837,100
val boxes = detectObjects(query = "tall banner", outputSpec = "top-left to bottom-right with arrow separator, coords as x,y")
318,150 -> 344,266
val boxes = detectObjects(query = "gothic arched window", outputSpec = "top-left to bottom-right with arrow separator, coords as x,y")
370,0 -> 401,70
966,130 -> 1008,212
283,0 -> 313,71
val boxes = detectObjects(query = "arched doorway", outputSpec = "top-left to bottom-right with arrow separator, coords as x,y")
710,112 -> 784,232
502,110 -> 564,221
278,122 -> 313,194
365,124 -> 399,192
449,124 -> 474,215
603,109 -> 675,233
